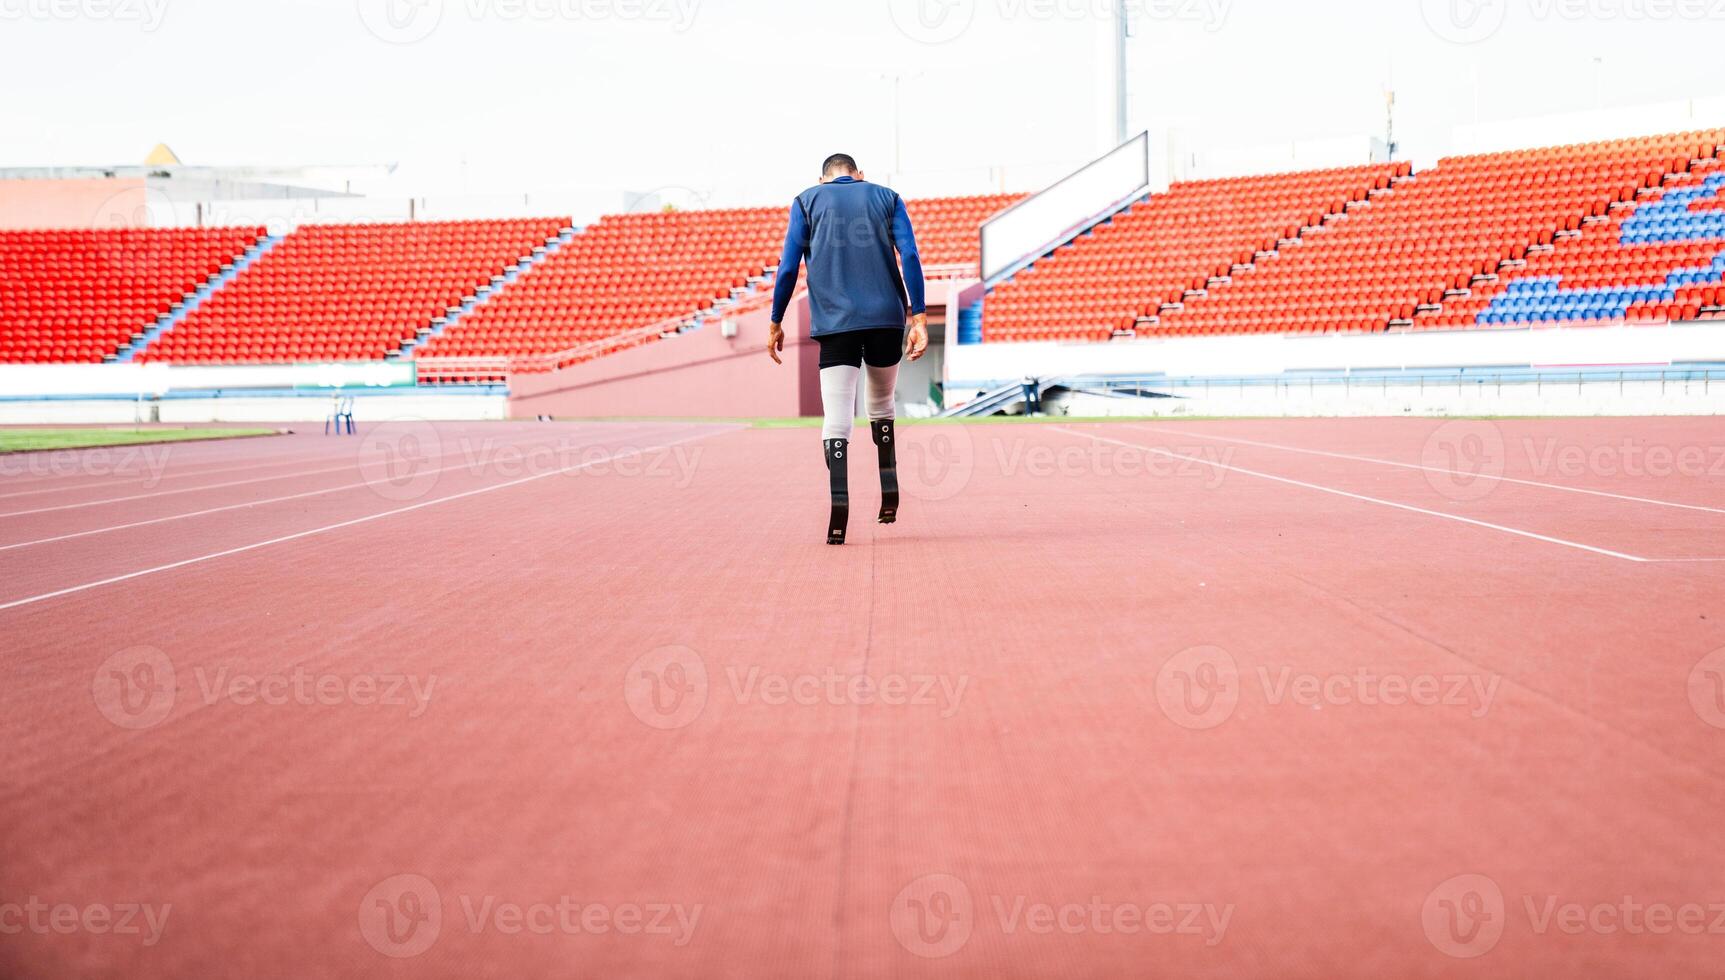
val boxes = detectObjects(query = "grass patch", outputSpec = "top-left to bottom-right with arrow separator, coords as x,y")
0,428 -> 278,454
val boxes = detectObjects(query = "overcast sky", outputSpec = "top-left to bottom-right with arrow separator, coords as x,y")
3,0 -> 1723,206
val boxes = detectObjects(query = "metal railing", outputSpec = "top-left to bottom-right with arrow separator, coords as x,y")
941,366 -> 1725,416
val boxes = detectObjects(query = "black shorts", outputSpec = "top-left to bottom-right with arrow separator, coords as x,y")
815,328 -> 905,371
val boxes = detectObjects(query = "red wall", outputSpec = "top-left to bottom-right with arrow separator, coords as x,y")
509,297 -> 820,419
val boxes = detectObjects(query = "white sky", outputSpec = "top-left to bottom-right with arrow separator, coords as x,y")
2,0 -> 1723,207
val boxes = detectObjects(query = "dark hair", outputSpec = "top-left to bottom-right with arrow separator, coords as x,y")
822,154 -> 859,177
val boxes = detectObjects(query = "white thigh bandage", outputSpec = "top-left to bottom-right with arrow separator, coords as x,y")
866,364 -> 897,421
820,365 -> 860,441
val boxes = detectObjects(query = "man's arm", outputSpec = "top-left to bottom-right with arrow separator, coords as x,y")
892,197 -> 930,362
767,202 -> 809,365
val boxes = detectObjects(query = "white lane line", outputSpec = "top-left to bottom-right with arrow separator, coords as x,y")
0,459 -> 376,517
1128,424 -> 1725,517
0,447 -> 361,501
0,423 -> 676,554
0,424 -> 652,519
0,422 -> 637,501
0,426 -> 734,615
1052,426 -> 1652,563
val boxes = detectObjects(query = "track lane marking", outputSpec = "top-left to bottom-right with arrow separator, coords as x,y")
0,421 -> 641,501
0,446 -> 345,501
1052,426 -> 1652,563
0,423 -> 677,554
0,423 -> 656,519
1127,424 -> 1725,517
0,426 -> 734,614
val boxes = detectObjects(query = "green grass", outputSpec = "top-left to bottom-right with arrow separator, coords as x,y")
0,428 -> 278,453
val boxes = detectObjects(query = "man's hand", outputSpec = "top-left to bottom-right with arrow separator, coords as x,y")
767,322 -> 785,365
905,313 -> 929,363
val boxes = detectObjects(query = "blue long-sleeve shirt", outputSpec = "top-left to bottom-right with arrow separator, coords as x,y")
769,176 -> 926,338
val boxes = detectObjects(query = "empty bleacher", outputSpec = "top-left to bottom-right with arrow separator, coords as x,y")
0,227 -> 263,363
980,164 -> 1408,342
1150,130 -> 1725,337
1432,156 -> 1725,329
13,134 -> 1723,378
415,192 -> 1020,372
136,218 -> 567,364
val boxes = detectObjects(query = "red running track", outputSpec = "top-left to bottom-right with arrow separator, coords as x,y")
2,417 -> 1724,977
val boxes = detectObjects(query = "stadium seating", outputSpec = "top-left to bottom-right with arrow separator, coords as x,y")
19,132 -> 1725,374
980,164 -> 1408,342
416,193 -> 1020,371
1152,131 -> 1725,337
906,193 -> 1023,270
137,219 -> 567,364
1429,156 -> 1725,328
0,227 -> 263,363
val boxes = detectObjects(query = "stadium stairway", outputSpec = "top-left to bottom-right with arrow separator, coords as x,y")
113,235 -> 283,363
392,224 -> 578,361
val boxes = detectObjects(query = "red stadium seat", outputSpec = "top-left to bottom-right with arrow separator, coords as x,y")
0,226 -> 264,363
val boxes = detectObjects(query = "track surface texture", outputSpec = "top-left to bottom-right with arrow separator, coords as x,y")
3,416 -> 1724,978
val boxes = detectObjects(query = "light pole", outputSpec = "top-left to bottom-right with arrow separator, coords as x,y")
1115,0 -> 1130,146
876,71 -> 924,187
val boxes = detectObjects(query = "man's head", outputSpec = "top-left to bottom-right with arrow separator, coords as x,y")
821,154 -> 862,183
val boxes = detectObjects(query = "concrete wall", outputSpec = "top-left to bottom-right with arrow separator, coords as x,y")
508,297 -> 821,420
945,321 -> 1725,405
0,178 -> 147,230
